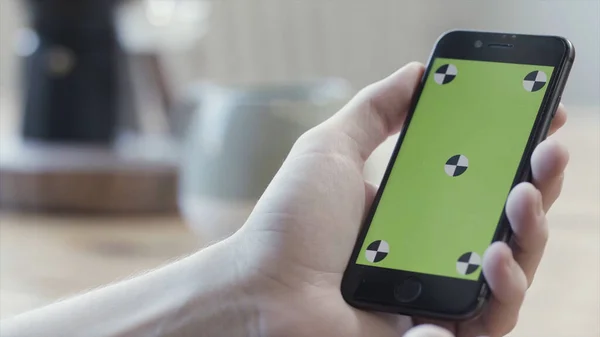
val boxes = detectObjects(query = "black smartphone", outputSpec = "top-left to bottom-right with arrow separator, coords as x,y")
341,30 -> 575,320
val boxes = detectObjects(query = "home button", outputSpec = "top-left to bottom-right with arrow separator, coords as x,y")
394,277 -> 422,303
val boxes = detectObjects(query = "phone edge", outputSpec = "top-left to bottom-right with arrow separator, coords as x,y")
340,32 -> 576,321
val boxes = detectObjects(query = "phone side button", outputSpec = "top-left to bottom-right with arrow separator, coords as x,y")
551,95 -> 562,117
394,277 -> 422,303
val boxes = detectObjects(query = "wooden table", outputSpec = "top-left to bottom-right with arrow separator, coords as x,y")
0,214 -> 200,317
1,111 -> 599,336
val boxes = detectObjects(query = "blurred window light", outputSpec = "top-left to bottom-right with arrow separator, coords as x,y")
117,0 -> 211,53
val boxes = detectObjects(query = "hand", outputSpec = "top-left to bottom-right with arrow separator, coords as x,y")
405,325 -> 456,337
231,62 -> 569,337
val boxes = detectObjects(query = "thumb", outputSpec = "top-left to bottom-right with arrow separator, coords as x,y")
328,62 -> 424,162
403,324 -> 455,337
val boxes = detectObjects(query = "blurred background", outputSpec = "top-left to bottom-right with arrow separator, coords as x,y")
0,0 -> 598,335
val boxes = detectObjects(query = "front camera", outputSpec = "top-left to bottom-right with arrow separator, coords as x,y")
474,40 -> 483,48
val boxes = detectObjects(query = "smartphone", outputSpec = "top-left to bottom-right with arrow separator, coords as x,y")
341,30 -> 575,320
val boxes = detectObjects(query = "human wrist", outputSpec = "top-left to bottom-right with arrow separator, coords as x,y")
0,234 -> 263,337
176,235 -> 263,337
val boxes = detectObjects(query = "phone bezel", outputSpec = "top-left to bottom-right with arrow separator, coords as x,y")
341,30 -> 575,320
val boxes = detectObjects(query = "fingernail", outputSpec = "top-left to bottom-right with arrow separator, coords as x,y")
404,325 -> 454,337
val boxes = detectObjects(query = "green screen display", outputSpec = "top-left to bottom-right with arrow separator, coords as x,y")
357,58 -> 554,280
